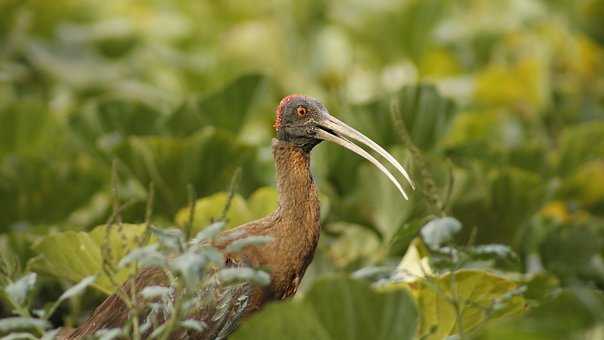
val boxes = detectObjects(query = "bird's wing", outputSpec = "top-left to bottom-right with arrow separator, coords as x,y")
174,256 -> 258,340
206,280 -> 254,340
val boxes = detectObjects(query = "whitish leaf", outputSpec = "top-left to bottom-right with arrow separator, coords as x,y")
140,286 -> 173,300
420,217 -> 462,249
470,244 -> 516,259
40,329 -> 60,340
151,226 -> 185,251
225,236 -> 273,253
180,319 -> 206,332
5,273 -> 37,307
190,222 -> 225,245
58,276 -> 96,302
94,328 -> 122,340
118,245 -> 166,268
171,252 -> 205,287
217,268 -> 270,286
0,317 -> 49,333
0,332 -> 38,340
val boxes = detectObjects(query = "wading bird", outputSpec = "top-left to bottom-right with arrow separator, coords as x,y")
68,95 -> 413,339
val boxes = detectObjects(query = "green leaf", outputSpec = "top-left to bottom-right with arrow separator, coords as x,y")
352,147 -> 415,241
28,232 -> 102,288
474,288 -> 604,340
89,223 -> 150,263
389,217 -> 431,257
68,98 -> 164,149
247,187 -> 278,218
28,224 -> 147,294
396,84 -> 457,151
165,74 -> 266,136
326,223 -> 381,268
175,192 -> 251,234
175,187 -> 279,235
115,128 -> 260,216
558,121 -> 604,176
403,269 -> 525,340
0,99 -> 59,158
232,277 -> 418,340
0,155 -> 106,228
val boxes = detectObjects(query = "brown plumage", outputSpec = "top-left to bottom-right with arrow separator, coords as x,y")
67,95 -> 413,339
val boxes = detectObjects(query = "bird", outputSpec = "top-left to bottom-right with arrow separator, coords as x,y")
66,94 -> 414,339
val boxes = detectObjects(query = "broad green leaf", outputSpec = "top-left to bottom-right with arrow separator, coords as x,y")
28,231 -> 105,291
539,223 -> 604,284
115,128 -> 260,216
389,217 -> 431,257
0,155 -> 106,229
396,84 -> 457,151
175,192 -> 251,235
402,269 -> 525,340
68,98 -> 164,149
247,187 -> 278,218
89,223 -> 150,264
175,187 -> 280,235
452,166 -> 545,246
560,160 -> 604,211
29,224 -> 147,294
0,99 -> 60,158
487,168 -> 545,242
232,277 -> 418,340
474,288 -> 604,340
326,223 -> 381,268
558,123 -> 604,176
197,74 -> 264,133
165,74 -> 266,135
441,111 -> 509,163
353,147 -> 416,241
475,57 -> 548,112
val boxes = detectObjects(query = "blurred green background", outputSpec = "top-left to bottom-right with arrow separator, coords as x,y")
1,0 -> 603,339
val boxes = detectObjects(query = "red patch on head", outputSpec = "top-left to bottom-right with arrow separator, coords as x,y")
274,94 -> 303,130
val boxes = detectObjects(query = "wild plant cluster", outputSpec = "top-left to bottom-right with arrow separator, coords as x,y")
0,181 -> 272,339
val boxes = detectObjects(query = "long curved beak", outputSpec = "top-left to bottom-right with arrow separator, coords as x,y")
315,114 -> 414,200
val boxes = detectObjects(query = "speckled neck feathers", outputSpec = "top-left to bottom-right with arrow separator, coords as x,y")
272,139 -> 320,226
269,138 -> 321,298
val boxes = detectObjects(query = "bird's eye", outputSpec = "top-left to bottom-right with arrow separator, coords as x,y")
296,106 -> 307,117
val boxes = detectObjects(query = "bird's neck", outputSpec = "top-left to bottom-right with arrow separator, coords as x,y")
272,139 -> 321,240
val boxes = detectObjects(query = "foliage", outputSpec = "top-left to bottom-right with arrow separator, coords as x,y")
233,277 -> 418,340
1,0 -> 604,338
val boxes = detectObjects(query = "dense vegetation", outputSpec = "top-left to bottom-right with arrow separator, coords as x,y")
1,0 -> 603,339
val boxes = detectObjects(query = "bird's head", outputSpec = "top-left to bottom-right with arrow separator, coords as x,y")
274,94 -> 414,199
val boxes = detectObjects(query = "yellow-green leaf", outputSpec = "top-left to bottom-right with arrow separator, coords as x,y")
406,270 -> 525,340
28,224 -> 148,294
